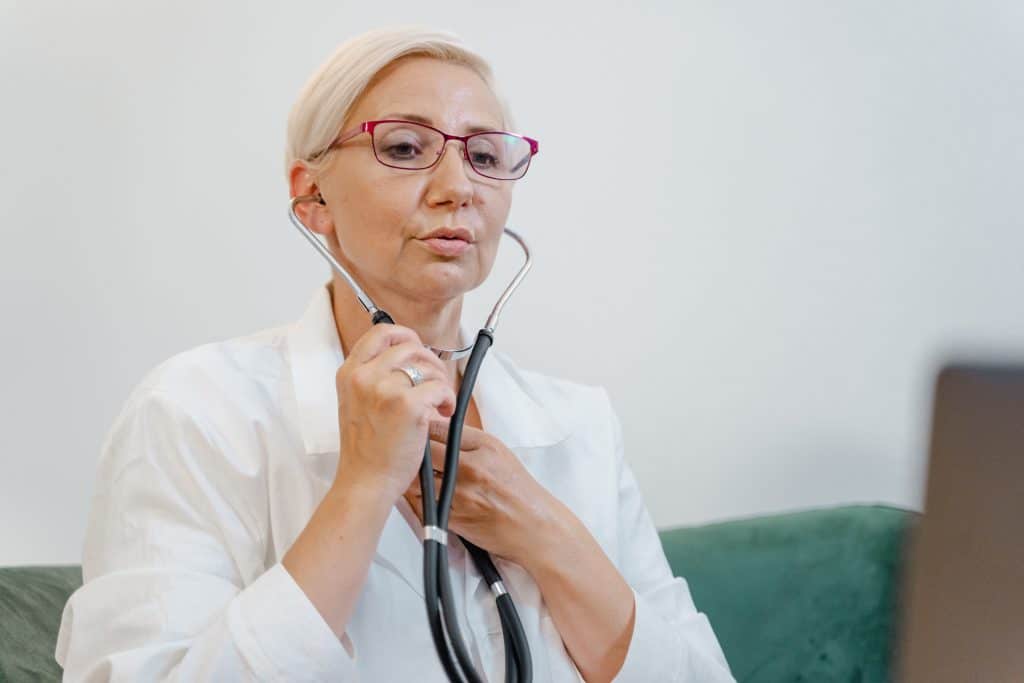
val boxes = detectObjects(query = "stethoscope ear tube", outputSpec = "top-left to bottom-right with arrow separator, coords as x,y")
287,194 -> 533,361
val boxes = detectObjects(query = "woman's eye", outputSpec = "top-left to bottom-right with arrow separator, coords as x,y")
471,152 -> 499,168
383,142 -> 421,159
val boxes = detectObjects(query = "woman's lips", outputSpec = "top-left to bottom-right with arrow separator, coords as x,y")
419,237 -> 473,256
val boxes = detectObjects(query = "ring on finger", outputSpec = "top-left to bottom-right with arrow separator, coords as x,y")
395,365 -> 424,387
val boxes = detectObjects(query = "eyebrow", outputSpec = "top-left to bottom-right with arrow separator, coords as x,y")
378,112 -> 503,134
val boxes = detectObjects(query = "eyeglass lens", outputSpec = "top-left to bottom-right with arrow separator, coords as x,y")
372,121 -> 531,180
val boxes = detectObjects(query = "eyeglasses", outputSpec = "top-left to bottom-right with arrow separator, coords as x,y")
308,119 -> 540,181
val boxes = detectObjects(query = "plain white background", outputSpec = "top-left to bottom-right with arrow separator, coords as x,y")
2,0 -> 1021,565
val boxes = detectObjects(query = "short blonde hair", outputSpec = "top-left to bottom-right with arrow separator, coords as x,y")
284,25 -> 516,181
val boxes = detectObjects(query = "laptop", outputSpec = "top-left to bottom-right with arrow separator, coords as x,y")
896,363 -> 1024,682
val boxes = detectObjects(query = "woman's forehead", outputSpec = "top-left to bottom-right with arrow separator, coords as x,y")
353,58 -> 504,132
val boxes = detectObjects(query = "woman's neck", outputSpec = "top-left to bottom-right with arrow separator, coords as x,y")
327,277 -> 463,382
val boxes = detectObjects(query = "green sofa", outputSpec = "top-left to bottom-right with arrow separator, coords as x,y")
0,504 -> 915,682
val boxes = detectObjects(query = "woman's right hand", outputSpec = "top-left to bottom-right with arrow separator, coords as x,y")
333,324 -> 457,502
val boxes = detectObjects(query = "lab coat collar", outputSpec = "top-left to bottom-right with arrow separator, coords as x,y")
286,281 -> 571,457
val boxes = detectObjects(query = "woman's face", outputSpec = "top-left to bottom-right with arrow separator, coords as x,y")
299,56 -> 515,306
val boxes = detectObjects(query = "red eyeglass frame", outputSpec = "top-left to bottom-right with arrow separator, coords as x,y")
309,119 -> 540,180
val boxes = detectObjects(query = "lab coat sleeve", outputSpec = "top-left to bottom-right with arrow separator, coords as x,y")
55,389 -> 359,682
603,396 -> 736,682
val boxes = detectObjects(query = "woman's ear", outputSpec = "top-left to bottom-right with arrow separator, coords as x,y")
288,161 -> 334,237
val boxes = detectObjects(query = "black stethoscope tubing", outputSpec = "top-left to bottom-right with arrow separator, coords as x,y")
289,197 -> 533,683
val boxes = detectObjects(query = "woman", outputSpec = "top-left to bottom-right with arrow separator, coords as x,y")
55,26 -> 734,682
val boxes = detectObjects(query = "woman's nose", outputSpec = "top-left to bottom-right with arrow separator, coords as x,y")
428,140 -> 475,198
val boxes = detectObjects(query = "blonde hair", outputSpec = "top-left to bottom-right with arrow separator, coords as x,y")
284,25 -> 516,181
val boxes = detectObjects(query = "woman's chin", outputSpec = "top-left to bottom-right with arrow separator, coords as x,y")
405,266 -> 476,302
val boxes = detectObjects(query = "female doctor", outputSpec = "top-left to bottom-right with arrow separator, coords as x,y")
55,26 -> 734,682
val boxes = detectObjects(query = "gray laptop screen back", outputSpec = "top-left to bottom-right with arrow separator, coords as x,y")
897,364 -> 1024,683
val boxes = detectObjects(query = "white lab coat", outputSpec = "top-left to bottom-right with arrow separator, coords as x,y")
55,283 -> 734,682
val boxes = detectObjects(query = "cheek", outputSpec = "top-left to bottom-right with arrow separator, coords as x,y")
474,238 -> 501,281
476,189 -> 513,266
484,186 -> 514,226
334,181 -> 414,255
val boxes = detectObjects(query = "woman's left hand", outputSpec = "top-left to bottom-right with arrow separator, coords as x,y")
405,420 -> 641,683
402,419 -> 568,568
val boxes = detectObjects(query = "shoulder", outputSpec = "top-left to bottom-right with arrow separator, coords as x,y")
100,324 -> 293,479
132,324 -> 291,411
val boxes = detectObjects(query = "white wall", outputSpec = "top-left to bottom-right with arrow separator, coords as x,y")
2,0 -> 1022,565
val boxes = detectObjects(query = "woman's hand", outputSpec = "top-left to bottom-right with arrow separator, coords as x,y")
403,420 -> 569,567
284,324 -> 458,642
333,325 -> 457,502
403,420 -> 643,683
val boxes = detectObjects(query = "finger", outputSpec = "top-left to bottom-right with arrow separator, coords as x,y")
375,340 -> 445,375
375,343 -> 451,387
427,438 -> 451,471
428,419 -> 487,450
406,381 -> 458,422
351,324 -> 421,364
428,420 -> 450,444
428,475 -> 455,513
427,442 -> 469,482
404,477 -> 443,518
404,469 -> 444,491
365,343 -> 451,409
385,365 -> 448,398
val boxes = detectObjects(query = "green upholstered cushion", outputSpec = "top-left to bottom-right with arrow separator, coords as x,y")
0,505 -> 915,682
0,565 -> 80,682
660,504 -> 916,683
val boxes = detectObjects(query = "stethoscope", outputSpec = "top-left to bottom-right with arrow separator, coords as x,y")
289,194 -> 534,683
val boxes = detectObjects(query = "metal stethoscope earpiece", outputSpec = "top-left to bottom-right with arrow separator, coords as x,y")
287,194 -> 534,683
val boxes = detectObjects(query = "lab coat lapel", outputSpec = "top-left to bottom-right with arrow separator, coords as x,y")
456,319 -> 571,451
286,283 -> 425,598
286,283 -> 344,456
453,320 -> 572,608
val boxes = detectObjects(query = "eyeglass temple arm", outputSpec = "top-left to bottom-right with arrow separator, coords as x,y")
313,123 -> 369,160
